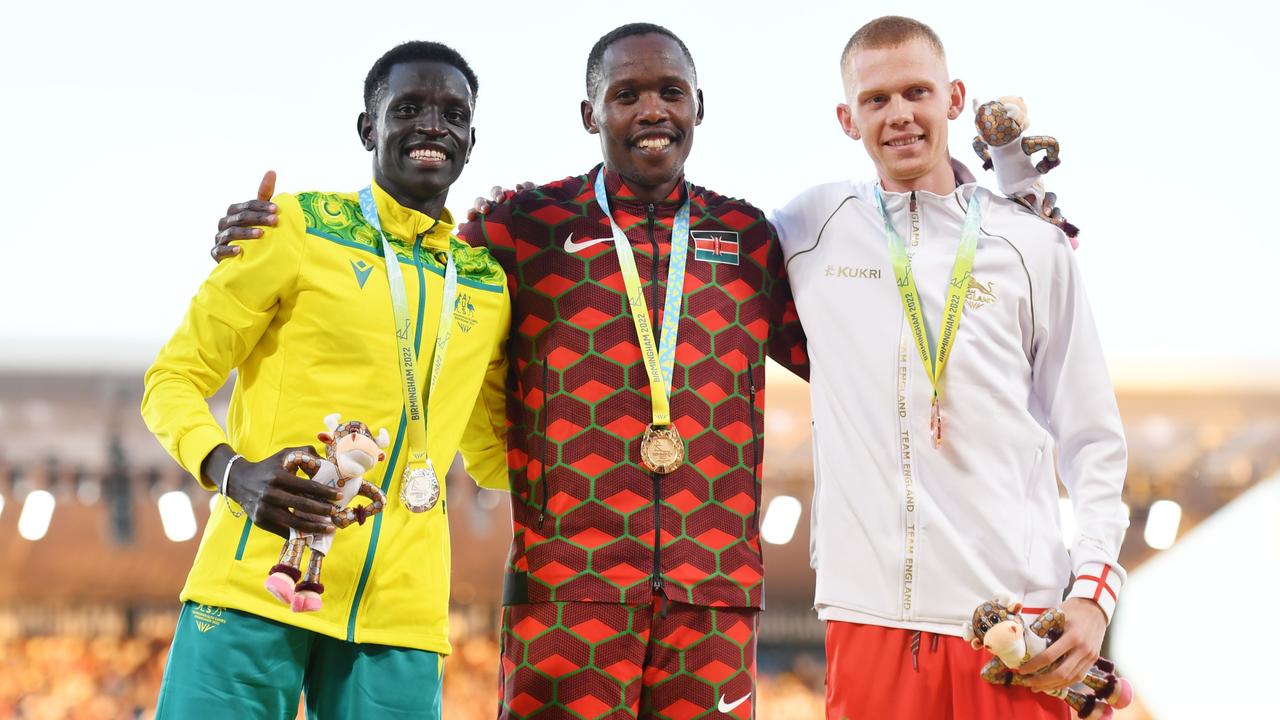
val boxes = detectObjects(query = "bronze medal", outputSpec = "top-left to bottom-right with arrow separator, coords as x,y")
640,424 -> 685,474
400,462 -> 441,513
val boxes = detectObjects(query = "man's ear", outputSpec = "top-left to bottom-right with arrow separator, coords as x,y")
466,128 -> 476,164
695,88 -> 705,125
581,99 -> 599,134
357,111 -> 375,151
836,103 -> 860,140
947,79 -> 966,121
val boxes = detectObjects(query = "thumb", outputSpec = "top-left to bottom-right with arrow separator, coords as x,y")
257,170 -> 277,202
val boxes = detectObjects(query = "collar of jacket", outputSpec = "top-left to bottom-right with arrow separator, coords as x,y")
874,180 -> 983,214
593,164 -> 690,213
369,179 -> 455,250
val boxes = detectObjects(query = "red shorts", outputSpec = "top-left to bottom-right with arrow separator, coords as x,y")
825,621 -> 1071,720
500,598 -> 758,719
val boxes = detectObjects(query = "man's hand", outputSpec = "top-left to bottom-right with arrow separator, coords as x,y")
465,182 -> 534,222
1016,598 -> 1108,691
212,170 -> 278,263
203,444 -> 340,539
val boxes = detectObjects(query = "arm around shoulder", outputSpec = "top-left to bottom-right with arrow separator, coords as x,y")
459,284 -> 512,491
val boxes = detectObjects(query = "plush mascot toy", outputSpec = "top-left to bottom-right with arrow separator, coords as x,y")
264,414 -> 389,612
972,96 -> 1080,245
963,598 -> 1134,719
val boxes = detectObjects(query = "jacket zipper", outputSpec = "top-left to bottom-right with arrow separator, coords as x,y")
346,231 -> 426,641
538,356 -> 550,528
646,202 -> 665,598
748,368 -> 761,532
909,191 -> 919,251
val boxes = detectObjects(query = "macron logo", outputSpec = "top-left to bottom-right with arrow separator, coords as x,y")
350,259 -> 373,288
717,692 -> 750,714
563,233 -> 613,254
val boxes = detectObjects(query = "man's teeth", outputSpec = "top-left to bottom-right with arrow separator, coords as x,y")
636,137 -> 671,149
887,136 -> 923,147
410,148 -> 446,161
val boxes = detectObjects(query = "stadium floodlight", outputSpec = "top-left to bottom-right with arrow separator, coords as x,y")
17,490 -> 56,541
159,491 -> 198,542
1143,499 -> 1182,550
760,495 -> 802,545
1058,497 -> 1076,547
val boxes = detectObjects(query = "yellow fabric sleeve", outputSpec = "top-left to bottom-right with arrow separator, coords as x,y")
140,194 -> 306,487
459,283 -> 512,491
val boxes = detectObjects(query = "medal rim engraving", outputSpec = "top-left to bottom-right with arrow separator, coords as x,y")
640,424 -> 685,474
400,464 -> 440,513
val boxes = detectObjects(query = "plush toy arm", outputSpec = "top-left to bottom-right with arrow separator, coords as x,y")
333,481 -> 388,527
980,657 -> 1015,686
282,450 -> 324,478
354,481 -> 387,522
1029,607 -> 1066,641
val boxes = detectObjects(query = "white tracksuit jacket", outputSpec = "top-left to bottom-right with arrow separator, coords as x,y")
773,168 -> 1128,636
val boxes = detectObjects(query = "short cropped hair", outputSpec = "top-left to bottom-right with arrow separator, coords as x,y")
585,22 -> 697,102
364,41 -> 479,114
840,16 -> 946,88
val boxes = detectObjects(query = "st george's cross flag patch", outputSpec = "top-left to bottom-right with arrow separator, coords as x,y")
691,231 -> 740,265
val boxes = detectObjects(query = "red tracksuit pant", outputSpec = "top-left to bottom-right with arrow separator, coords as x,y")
825,621 -> 1071,720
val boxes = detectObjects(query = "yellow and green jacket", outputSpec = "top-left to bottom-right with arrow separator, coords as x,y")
141,181 -> 510,654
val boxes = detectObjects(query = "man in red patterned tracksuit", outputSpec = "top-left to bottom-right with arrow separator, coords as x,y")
468,24 -> 807,720
211,23 -> 807,720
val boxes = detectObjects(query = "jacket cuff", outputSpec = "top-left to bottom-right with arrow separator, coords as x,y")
1066,561 -> 1123,623
178,425 -> 229,490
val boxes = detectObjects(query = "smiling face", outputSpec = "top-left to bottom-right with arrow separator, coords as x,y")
581,33 -> 703,203
836,38 -> 964,194
358,60 -> 475,218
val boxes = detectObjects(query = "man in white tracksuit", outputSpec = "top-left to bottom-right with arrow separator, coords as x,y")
772,16 -> 1128,719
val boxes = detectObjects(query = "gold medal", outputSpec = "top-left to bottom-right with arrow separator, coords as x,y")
400,461 -> 440,513
640,424 -> 685,474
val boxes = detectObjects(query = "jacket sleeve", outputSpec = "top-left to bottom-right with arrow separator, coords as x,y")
460,283 -> 512,491
458,200 -> 519,292
140,193 -> 305,488
763,220 -> 810,380
1029,236 -> 1129,622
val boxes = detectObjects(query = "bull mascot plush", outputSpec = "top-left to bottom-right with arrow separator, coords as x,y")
264,414 -> 389,612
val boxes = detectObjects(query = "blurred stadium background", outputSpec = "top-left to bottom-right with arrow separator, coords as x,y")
1,367 -> 1277,718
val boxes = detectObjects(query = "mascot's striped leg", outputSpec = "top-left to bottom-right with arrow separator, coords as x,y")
265,538 -> 304,604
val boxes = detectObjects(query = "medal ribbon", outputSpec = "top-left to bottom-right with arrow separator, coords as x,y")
874,186 -> 983,445
592,171 -> 691,428
359,186 -> 457,472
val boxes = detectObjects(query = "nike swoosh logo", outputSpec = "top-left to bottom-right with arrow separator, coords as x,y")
717,692 -> 750,714
563,233 -> 613,253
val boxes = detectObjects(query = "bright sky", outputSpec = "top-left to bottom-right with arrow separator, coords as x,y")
3,0 -> 1277,389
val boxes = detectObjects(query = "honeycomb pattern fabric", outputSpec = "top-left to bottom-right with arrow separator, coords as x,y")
458,165 -> 809,609
498,599 -> 757,719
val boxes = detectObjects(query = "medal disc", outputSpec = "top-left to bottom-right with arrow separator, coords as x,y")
640,424 -> 685,474
401,463 -> 441,513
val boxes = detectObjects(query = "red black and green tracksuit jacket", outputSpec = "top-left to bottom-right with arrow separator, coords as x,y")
458,165 -> 808,609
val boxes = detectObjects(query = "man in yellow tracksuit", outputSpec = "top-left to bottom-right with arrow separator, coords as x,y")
140,41 -> 509,719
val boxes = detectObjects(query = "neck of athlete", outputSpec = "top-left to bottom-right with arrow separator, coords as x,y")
879,159 -> 957,196
619,174 -> 682,204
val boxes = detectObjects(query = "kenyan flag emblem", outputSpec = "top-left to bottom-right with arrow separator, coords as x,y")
692,231 -> 739,265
